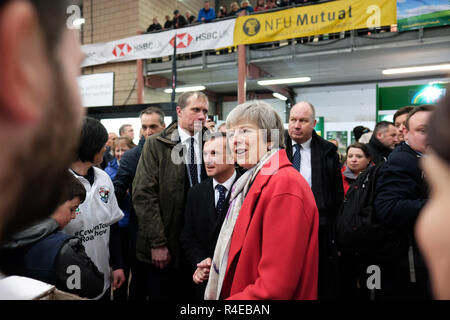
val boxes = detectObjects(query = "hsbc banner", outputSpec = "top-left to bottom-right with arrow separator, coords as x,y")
81,19 -> 236,67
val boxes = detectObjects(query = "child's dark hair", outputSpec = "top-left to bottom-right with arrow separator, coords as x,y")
78,117 -> 108,163
60,172 -> 86,205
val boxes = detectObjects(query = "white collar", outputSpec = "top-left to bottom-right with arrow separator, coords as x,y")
292,137 -> 312,150
177,126 -> 197,144
213,170 -> 237,192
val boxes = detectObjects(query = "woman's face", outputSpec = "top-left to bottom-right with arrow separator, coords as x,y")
346,147 -> 370,174
114,142 -> 131,162
228,121 -> 268,169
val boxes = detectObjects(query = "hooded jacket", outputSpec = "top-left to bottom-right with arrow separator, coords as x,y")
0,218 -> 104,299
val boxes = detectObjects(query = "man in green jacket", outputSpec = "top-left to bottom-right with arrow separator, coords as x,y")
132,91 -> 209,299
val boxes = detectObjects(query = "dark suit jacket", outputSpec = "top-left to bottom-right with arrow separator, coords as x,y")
374,142 -> 430,289
374,142 -> 428,229
180,172 -> 240,267
112,136 -> 145,269
285,130 -> 343,225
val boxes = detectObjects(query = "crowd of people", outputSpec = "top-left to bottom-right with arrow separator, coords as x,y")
146,0 -> 286,33
0,0 -> 450,302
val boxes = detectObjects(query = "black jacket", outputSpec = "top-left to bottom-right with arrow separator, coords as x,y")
180,173 -> 240,267
180,172 -> 240,299
101,146 -> 114,170
0,218 -> 104,299
374,142 -> 428,229
164,20 -> 173,29
374,143 -> 430,295
147,23 -> 162,32
112,136 -> 145,269
367,135 -> 393,165
285,130 -> 343,224
173,15 -> 188,29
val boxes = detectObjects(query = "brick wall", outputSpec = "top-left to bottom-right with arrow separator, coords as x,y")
81,0 -> 215,105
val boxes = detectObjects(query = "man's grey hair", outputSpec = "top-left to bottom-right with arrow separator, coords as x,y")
140,107 -> 165,125
373,121 -> 394,137
119,124 -> 132,135
177,91 -> 208,110
226,100 -> 285,148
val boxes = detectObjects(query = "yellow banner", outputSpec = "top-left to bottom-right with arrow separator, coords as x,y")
234,0 -> 397,45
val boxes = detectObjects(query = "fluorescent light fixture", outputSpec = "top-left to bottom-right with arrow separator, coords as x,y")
382,64 -> 450,75
258,77 -> 311,86
273,92 -> 288,101
73,18 -> 85,26
164,85 -> 206,93
429,80 -> 449,85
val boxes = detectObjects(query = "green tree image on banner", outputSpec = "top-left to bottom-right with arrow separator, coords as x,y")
397,0 -> 450,31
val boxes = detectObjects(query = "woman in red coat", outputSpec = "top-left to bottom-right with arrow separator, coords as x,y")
203,100 -> 319,300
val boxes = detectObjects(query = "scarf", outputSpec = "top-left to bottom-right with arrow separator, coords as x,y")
204,148 -> 279,300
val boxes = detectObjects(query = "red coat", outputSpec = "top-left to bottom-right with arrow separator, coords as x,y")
221,149 -> 319,300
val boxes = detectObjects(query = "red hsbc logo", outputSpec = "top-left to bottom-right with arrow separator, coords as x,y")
170,33 -> 193,49
112,43 -> 132,57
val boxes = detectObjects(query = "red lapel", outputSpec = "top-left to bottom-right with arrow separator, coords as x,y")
225,150 -> 291,274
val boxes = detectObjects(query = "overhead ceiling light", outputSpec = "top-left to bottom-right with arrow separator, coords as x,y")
273,92 -> 288,101
429,80 -> 449,85
382,64 -> 450,75
258,77 -> 311,86
164,85 -> 206,93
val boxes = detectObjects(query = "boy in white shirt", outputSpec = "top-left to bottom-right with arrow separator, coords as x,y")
64,117 -> 125,300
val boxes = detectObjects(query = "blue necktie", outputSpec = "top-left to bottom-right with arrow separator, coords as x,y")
189,137 -> 198,186
216,184 -> 227,216
292,144 -> 301,172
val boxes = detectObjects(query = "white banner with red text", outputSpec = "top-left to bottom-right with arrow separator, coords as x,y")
81,19 -> 236,67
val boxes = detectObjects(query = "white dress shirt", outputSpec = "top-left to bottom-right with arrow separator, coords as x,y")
292,137 -> 312,187
212,170 -> 237,207
178,126 -> 202,186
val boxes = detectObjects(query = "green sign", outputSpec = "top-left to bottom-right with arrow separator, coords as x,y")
397,0 -> 450,31
376,83 -> 446,121
315,117 -> 324,137
326,131 -> 348,157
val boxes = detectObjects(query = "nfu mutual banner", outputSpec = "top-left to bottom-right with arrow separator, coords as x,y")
81,19 -> 236,67
233,0 -> 397,46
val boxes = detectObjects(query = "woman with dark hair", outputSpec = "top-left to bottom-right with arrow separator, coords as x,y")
204,100 -> 319,300
341,143 -> 372,195
63,117 -> 125,300
416,91 -> 450,299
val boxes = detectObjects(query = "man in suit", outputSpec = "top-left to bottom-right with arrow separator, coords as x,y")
180,132 -> 240,299
113,107 -> 166,300
132,91 -> 209,299
285,101 -> 343,299
374,105 -> 434,300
